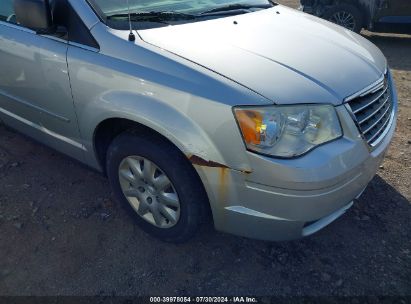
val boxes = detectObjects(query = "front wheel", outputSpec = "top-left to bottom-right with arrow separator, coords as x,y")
323,4 -> 364,33
106,132 -> 207,243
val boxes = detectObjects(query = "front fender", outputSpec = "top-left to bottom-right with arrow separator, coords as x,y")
81,89 -> 226,171
67,33 -> 260,174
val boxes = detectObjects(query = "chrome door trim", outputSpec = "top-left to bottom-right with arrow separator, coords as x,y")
0,106 -> 87,151
42,35 -> 99,52
0,20 -> 35,34
1,22 -> 99,53
68,41 -> 100,53
42,35 -> 68,44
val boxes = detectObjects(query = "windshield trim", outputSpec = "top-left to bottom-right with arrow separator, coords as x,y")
85,0 -> 107,23
84,0 -> 277,30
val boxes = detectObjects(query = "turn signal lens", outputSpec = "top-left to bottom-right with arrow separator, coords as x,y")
235,110 -> 263,145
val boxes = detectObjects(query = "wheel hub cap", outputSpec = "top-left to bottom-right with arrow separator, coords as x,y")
118,156 -> 181,228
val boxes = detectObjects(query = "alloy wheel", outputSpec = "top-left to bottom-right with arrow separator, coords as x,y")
329,11 -> 356,31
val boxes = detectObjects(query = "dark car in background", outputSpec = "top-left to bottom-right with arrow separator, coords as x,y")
300,0 -> 411,33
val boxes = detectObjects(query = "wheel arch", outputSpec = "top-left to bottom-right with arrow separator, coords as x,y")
92,115 -> 218,175
93,116 -> 215,222
79,92 -> 251,227
79,90 -> 227,172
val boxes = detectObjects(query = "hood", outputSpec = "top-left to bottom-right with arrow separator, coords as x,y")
138,5 -> 387,105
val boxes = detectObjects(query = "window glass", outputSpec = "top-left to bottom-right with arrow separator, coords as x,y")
0,1 -> 16,24
88,0 -> 274,30
91,0 -> 271,16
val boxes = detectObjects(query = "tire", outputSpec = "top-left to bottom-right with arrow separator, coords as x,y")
106,131 -> 207,243
323,4 -> 363,33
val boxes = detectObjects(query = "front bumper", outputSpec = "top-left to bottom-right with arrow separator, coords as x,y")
194,84 -> 397,241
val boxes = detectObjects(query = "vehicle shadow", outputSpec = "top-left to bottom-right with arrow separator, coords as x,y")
363,32 -> 411,72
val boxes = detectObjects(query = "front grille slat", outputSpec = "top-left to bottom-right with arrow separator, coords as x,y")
347,74 -> 393,147
362,101 -> 391,134
352,85 -> 388,114
358,95 -> 390,125
366,110 -> 392,144
363,102 -> 391,135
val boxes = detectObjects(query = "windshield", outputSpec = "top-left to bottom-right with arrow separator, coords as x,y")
91,0 -> 272,15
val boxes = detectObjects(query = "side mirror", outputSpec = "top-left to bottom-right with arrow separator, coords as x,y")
14,0 -> 53,33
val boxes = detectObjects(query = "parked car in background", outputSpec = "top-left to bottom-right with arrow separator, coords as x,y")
300,0 -> 411,33
0,0 -> 397,242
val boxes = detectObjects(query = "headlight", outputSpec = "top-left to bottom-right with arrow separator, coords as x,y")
233,104 -> 342,158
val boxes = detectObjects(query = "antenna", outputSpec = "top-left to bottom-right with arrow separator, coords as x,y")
126,0 -> 135,41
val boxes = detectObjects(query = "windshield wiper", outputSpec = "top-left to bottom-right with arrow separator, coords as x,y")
107,11 -> 197,22
199,2 -> 274,16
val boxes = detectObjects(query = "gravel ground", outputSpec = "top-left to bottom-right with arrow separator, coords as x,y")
0,1 -> 410,298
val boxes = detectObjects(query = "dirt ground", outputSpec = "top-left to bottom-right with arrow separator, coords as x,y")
0,0 -> 410,298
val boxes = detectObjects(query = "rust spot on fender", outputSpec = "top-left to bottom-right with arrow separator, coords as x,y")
188,154 -> 253,174
187,155 -> 230,205
189,155 -> 229,169
219,167 -> 229,204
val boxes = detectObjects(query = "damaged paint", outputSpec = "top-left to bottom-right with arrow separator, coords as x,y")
189,155 -> 229,169
188,154 -> 253,174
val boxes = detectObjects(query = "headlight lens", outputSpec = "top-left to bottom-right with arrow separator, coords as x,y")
234,104 -> 342,158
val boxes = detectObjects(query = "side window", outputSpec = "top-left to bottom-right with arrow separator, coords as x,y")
0,0 -> 98,49
0,1 -> 17,24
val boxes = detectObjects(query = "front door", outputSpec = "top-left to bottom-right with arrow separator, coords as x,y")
0,0 -> 84,159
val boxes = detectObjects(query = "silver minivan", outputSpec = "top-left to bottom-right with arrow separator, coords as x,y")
0,0 -> 397,242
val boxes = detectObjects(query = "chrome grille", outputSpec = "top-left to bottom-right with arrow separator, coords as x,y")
346,75 -> 393,147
